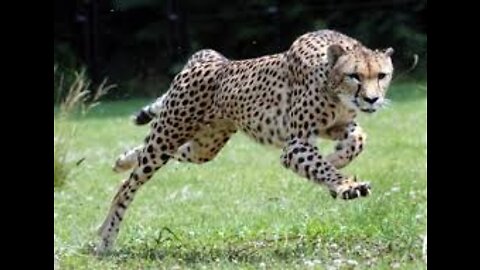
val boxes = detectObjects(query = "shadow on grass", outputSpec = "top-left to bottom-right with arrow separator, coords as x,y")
83,228 -> 419,266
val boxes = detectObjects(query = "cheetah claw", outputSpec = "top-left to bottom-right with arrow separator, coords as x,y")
329,179 -> 371,200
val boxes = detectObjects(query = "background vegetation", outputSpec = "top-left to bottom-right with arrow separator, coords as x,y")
54,1 -> 427,268
54,0 -> 426,99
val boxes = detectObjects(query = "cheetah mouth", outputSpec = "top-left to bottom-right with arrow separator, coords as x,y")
339,94 -> 380,114
352,99 -> 377,113
360,108 -> 376,113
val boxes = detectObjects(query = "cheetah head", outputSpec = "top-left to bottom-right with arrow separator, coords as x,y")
326,45 -> 394,113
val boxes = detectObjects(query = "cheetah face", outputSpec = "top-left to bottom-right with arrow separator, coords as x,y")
327,45 -> 394,113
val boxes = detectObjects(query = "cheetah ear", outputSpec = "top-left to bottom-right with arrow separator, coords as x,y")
383,47 -> 394,57
327,44 -> 346,65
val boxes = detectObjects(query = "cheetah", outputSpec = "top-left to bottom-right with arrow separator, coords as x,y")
96,29 -> 394,253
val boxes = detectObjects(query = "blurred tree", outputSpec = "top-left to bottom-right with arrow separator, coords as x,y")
54,0 -> 426,99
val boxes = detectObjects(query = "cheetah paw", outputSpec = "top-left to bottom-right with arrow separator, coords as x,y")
112,159 -> 132,173
94,239 -> 111,256
329,177 -> 371,200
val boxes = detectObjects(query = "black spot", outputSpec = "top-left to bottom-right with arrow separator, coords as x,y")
298,157 -> 305,163
160,153 -> 170,161
143,166 -> 152,174
147,145 -> 154,153
142,157 -> 148,164
117,202 -> 126,209
114,211 -> 123,221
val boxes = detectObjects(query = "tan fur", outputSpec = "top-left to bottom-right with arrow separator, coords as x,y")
96,29 -> 395,253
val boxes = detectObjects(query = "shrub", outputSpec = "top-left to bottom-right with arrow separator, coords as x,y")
54,66 -> 115,188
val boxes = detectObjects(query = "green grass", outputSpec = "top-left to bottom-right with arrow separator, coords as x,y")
54,81 -> 426,269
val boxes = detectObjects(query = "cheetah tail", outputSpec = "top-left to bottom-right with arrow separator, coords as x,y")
132,109 -> 154,125
132,94 -> 166,126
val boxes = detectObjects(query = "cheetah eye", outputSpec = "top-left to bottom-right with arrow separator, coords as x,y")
378,73 -> 387,80
347,73 -> 360,81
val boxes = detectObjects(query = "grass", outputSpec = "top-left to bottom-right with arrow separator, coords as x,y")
54,67 -> 114,188
54,81 -> 426,269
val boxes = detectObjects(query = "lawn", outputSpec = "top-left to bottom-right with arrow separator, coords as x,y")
54,81 -> 427,269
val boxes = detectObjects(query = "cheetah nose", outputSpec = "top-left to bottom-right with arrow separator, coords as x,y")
363,96 -> 379,104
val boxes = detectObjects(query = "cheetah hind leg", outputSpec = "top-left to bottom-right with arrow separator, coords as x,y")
112,145 -> 143,173
99,128 -> 232,253
96,149 -> 171,254
99,122 -> 203,253
112,121 -> 236,170
173,120 -> 236,164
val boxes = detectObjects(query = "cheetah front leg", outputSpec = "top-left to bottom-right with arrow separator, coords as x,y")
281,138 -> 371,199
322,122 -> 366,169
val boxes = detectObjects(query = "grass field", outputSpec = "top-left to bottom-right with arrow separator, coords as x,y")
54,81 -> 426,269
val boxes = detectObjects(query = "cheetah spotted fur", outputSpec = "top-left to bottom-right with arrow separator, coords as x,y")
96,29 -> 394,253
